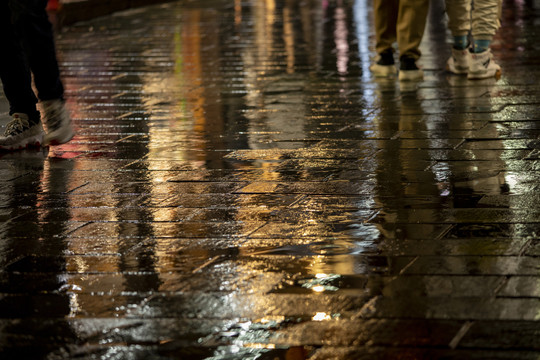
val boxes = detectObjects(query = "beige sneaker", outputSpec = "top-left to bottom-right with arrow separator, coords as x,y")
398,55 -> 423,81
446,47 -> 470,75
41,99 -> 75,146
0,113 -> 45,150
370,50 -> 396,78
468,49 -> 501,80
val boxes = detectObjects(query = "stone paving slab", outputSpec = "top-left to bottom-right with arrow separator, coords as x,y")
2,0 -> 540,358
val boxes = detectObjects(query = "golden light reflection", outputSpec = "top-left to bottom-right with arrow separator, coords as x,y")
257,315 -> 286,324
312,285 -> 326,293
283,5 -> 295,74
235,0 -> 242,25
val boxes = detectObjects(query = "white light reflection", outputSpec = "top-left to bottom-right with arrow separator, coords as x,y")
312,312 -> 332,321
353,0 -> 372,83
334,4 -> 349,74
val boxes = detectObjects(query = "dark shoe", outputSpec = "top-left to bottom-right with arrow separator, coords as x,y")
370,49 -> 395,77
399,55 -> 423,81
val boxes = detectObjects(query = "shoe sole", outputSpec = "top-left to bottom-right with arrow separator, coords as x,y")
468,68 -> 502,80
370,64 -> 395,77
44,129 -> 75,146
446,63 -> 468,75
398,70 -> 423,81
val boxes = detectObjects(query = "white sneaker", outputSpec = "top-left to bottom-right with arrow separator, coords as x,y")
468,49 -> 501,80
370,50 -> 396,78
398,55 -> 423,81
41,99 -> 75,146
446,47 -> 469,75
0,113 -> 45,150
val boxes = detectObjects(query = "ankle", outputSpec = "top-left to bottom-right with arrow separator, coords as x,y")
453,35 -> 469,50
472,40 -> 491,53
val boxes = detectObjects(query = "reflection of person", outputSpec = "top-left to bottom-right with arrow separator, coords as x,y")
370,0 -> 430,81
445,0 -> 502,79
0,0 -> 74,151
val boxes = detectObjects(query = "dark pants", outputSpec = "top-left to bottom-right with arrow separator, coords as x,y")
0,0 -> 64,124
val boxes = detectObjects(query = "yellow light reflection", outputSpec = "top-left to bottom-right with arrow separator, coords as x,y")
257,315 -> 286,324
312,285 -> 326,293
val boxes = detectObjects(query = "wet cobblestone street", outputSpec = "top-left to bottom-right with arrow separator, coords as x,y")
2,0 -> 540,358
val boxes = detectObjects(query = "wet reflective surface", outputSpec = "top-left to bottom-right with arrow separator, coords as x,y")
2,0 -> 540,358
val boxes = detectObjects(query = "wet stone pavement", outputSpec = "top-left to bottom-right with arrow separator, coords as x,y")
1,0 -> 540,358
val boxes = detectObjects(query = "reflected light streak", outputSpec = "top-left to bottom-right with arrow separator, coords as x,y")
353,0 -> 372,83
235,0 -> 242,25
283,6 -> 295,74
334,5 -> 349,74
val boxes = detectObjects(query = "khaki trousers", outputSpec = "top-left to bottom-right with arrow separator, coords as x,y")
373,0 -> 430,59
445,0 -> 502,40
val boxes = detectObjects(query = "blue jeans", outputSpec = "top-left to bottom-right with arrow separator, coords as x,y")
0,0 -> 64,124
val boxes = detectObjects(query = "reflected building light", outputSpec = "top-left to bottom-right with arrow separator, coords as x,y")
235,0 -> 242,25
353,0 -> 372,83
283,6 -> 295,74
334,5 -> 349,75
254,0 -> 275,60
312,285 -> 326,292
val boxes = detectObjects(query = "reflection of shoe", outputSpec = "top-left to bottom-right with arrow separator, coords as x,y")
399,81 -> 418,92
446,47 -> 469,75
370,49 -> 395,78
398,55 -> 423,81
468,50 -> 501,80
0,113 -> 45,150
42,99 -> 75,146
0,146 -> 48,161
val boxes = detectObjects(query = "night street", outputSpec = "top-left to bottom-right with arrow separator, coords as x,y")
1,0 -> 540,358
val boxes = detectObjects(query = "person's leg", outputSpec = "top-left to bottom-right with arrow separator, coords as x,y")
468,0 -> 502,79
371,0 -> 399,77
9,0 -> 64,101
445,0 -> 472,47
374,0 -> 399,55
444,0 -> 472,75
0,1 -> 45,150
0,1 -> 41,123
396,0 -> 429,60
9,0 -> 74,145
471,0 -> 501,51
396,0 -> 429,81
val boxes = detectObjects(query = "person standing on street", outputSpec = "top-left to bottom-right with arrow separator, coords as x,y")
370,0 -> 430,81
445,0 -> 502,79
0,0 -> 74,150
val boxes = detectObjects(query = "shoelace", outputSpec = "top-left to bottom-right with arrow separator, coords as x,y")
4,115 -> 30,136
